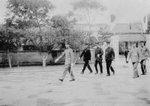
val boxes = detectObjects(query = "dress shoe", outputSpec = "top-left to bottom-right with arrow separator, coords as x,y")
70,79 -> 75,81
133,75 -> 139,78
80,72 -> 84,74
89,71 -> 93,74
59,79 -> 63,82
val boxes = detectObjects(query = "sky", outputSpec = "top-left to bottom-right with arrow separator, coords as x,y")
0,0 -> 7,24
0,0 -> 150,24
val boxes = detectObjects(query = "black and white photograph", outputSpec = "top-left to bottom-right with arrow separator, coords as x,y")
0,0 -> 150,105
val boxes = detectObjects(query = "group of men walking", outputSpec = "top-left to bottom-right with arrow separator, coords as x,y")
55,40 -> 150,82
80,41 -> 115,76
55,41 -> 115,82
127,41 -> 150,78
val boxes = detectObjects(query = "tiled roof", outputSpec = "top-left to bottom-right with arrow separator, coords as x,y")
119,34 -> 146,41
112,23 -> 143,34
74,23 -> 110,32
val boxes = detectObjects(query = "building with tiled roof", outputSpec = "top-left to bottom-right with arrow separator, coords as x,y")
111,23 -> 146,55
111,23 -> 146,42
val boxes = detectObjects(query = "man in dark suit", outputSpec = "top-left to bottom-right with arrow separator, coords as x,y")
80,45 -> 93,74
105,41 -> 115,76
95,44 -> 103,74
124,47 -> 129,63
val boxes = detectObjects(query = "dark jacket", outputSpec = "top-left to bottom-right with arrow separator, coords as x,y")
80,49 -> 91,61
95,47 -> 103,61
124,48 -> 129,56
105,47 -> 115,61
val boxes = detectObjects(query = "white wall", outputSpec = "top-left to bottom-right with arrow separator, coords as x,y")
146,34 -> 150,50
146,34 -> 150,70
111,35 -> 119,60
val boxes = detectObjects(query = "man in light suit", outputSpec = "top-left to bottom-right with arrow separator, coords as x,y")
127,42 -> 140,78
55,43 -> 75,82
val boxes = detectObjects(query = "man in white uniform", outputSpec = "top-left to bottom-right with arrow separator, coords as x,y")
127,43 -> 140,78
55,43 -> 75,82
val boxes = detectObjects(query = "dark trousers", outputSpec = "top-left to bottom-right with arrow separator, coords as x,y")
125,54 -> 128,63
140,59 -> 146,74
124,52 -> 128,63
106,60 -> 115,75
94,60 -> 103,73
82,60 -> 93,73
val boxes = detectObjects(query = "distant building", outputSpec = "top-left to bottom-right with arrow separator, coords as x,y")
74,23 -> 109,32
74,22 -> 147,56
111,23 -> 146,54
73,23 -> 111,43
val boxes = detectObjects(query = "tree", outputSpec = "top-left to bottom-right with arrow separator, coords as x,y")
0,19 -> 24,68
51,15 -> 71,48
98,25 -> 112,43
66,11 -> 78,26
51,15 -> 70,29
6,0 -> 54,67
72,0 -> 107,45
7,0 -> 54,28
72,0 -> 107,31
51,15 -> 86,50
7,0 -> 55,48
66,29 -> 85,50
25,26 -> 57,66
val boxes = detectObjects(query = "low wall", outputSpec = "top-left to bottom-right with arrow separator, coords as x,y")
0,51 -> 60,67
0,49 -> 96,67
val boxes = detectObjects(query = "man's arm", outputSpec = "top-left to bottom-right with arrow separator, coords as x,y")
55,52 -> 65,63
89,50 -> 91,60
138,49 -> 141,62
138,48 -> 142,62
112,48 -> 115,59
70,49 -> 74,64
100,48 -> 104,56
95,49 -> 98,58
80,50 -> 85,58
146,48 -> 150,58
127,50 -> 132,62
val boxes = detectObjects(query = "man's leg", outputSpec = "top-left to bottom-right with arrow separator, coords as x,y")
110,61 -> 115,74
143,60 -> 147,74
125,55 -> 128,63
87,61 -> 93,73
69,66 -> 75,81
99,61 -> 103,74
133,62 -> 139,78
94,60 -> 98,74
106,60 -> 110,76
81,61 -> 88,74
59,65 -> 69,81
140,60 -> 145,75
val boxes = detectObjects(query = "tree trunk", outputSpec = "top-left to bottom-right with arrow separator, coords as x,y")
41,54 -> 48,67
7,53 -> 12,68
